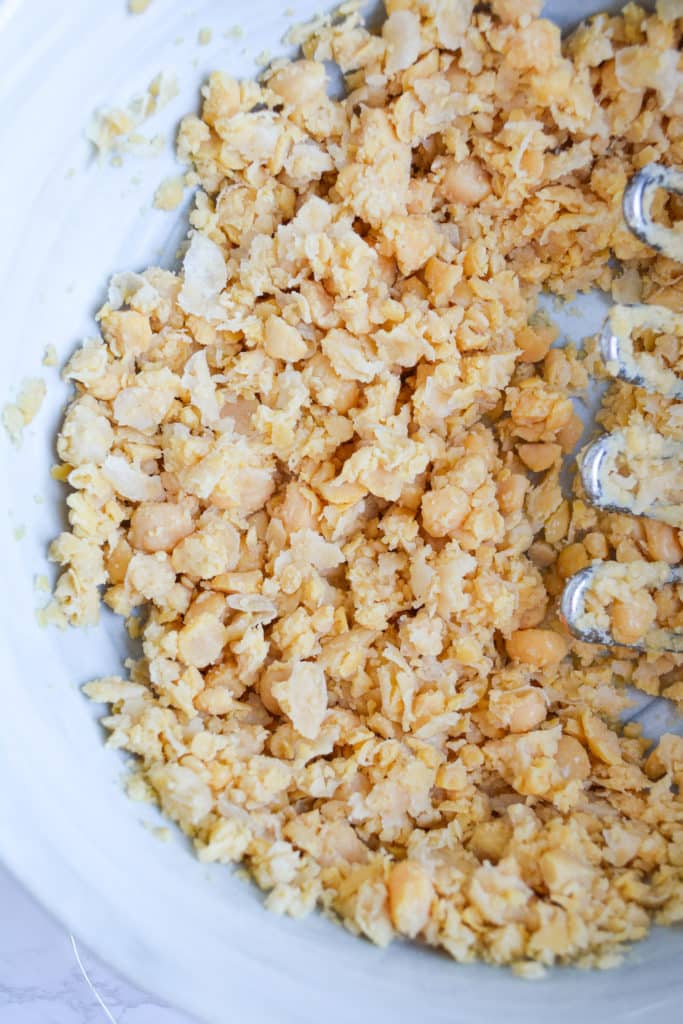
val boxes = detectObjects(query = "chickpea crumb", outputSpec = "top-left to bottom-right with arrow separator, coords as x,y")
154,175 -> 185,211
43,344 -> 58,368
3,377 -> 46,445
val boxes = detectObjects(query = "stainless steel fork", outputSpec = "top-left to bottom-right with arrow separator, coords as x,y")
560,164 -> 683,652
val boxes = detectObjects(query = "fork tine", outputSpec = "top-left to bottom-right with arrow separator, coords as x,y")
623,163 -> 683,261
580,430 -> 683,527
600,304 -> 683,399
567,164 -> 683,651
561,566 -> 612,646
580,434 -> 612,509
561,563 -> 683,653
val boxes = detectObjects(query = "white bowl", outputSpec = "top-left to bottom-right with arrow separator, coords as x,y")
1,1 -> 681,1021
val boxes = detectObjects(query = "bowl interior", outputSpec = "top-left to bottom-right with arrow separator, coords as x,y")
1,2 -> 680,1022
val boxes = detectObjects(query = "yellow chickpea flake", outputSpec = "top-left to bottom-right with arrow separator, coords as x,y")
154,175 -> 185,211
3,377 -> 46,445
87,70 -> 179,163
48,0 -> 683,972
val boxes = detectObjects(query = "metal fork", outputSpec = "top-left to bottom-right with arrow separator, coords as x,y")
560,164 -> 683,652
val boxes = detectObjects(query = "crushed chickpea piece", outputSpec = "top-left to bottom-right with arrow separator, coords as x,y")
50,0 -> 683,972
87,70 -> 179,162
154,176 -> 185,211
43,345 -> 58,368
3,377 -> 46,445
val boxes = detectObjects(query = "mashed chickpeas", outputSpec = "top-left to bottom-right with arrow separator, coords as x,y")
49,0 -> 683,972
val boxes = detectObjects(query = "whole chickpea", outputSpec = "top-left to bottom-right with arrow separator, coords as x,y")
129,501 -> 195,553
506,628 -> 567,667
555,734 -> 591,781
557,542 -> 590,579
508,687 -> 547,733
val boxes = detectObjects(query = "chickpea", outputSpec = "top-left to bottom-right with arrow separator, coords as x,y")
508,687 -> 547,733
205,660 -> 247,699
581,710 -> 622,765
655,585 -> 679,622
490,685 -> 547,732
459,743 -> 484,769
528,541 -> 557,568
491,0 -> 543,23
544,500 -> 570,545
258,662 -> 290,715
444,64 -> 468,90
201,72 -> 240,127
457,454 -> 489,494
411,688 -> 448,720
505,628 -> 568,667
557,542 -> 590,579
279,482 -> 321,533
519,147 -> 544,178
515,323 -> 555,363
644,520 -> 683,564
195,686 -> 234,716
207,762 -> 233,789
611,591 -> 657,645
441,157 -> 491,206
555,735 -> 591,781
644,734 -> 683,781
584,531 -> 609,560
469,819 -> 512,863
177,615 -> 228,670
129,502 -> 195,553
268,60 -> 326,106
615,538 -> 643,563
463,239 -> 488,278
546,400 -> 573,433
497,473 -> 529,515
517,442 -> 562,472
437,761 -> 467,789
400,275 -> 429,300
544,566 -> 564,598
557,411 -> 584,453
424,256 -> 462,306
317,476 -> 367,505
387,860 -> 433,937
543,348 -> 571,389
306,354 -> 360,414
518,590 -> 548,628
407,179 -> 436,216
106,538 -> 132,584
210,570 -> 262,595
421,486 -> 470,538
184,591 -> 226,625
101,310 -> 153,358
399,473 -> 427,512
186,315 -> 217,348
263,315 -> 308,362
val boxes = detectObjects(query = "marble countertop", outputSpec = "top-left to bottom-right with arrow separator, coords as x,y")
0,861 -> 195,1023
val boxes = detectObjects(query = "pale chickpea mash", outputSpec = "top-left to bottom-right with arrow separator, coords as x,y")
48,0 -> 683,973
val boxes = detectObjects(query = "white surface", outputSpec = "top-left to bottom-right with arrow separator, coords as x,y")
1,2 -> 681,1024
0,861 -> 194,1023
